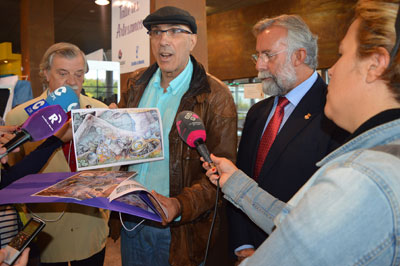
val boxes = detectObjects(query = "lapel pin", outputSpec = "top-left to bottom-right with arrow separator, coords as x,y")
304,113 -> 311,120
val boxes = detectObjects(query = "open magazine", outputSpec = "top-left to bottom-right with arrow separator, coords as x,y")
31,171 -> 168,222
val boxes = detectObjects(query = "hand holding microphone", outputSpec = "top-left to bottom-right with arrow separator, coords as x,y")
0,126 -> 20,164
175,110 -> 238,188
202,154 -> 238,188
175,111 -> 223,185
0,105 -> 68,159
176,111 -> 230,265
7,84 -> 78,160
175,111 -> 214,166
0,126 -> 19,144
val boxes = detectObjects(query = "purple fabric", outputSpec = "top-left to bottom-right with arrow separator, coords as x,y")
0,172 -> 162,222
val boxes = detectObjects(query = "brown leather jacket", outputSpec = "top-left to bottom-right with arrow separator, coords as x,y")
119,56 -> 238,265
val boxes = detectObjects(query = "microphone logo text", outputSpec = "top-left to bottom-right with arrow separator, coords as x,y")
48,113 -> 63,124
54,86 -> 67,96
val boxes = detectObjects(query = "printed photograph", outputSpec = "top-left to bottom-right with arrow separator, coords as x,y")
33,171 -> 135,201
72,108 -> 164,170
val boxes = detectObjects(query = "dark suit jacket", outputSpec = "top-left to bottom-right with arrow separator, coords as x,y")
227,75 -> 348,254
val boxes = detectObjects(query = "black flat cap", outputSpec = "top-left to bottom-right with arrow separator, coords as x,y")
143,6 -> 197,34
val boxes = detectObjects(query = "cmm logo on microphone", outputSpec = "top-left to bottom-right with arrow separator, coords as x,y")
24,99 -> 49,116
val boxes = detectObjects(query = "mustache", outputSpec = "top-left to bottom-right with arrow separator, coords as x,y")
159,48 -> 174,54
258,71 -> 277,83
68,85 -> 80,91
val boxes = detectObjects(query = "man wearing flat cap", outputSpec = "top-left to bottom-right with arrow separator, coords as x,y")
114,6 -> 237,266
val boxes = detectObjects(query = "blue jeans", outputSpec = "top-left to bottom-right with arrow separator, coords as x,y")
120,220 -> 171,266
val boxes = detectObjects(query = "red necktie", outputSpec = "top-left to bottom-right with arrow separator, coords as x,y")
62,111 -> 77,172
62,140 -> 77,172
254,97 -> 289,179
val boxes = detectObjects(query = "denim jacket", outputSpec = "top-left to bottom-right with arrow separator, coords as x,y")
223,117 -> 400,266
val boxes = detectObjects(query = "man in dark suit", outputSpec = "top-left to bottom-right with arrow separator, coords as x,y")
227,14 -> 348,264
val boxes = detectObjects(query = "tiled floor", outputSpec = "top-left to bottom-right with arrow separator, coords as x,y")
104,237 -> 122,266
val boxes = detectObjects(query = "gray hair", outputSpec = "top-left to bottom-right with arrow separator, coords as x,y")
39,42 -> 88,86
253,14 -> 318,69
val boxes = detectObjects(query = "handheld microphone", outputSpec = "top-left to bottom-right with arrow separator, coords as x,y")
0,105 -> 68,159
24,99 -> 50,116
176,111 -> 213,165
23,86 -> 80,117
176,110 -> 219,266
46,85 -> 80,113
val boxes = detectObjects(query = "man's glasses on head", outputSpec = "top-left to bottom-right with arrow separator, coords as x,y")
147,28 -> 193,38
251,49 -> 287,64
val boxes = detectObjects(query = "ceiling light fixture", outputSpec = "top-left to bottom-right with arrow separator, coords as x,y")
95,0 -> 110,6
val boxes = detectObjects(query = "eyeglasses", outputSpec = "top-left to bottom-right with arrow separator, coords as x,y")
251,49 -> 287,64
147,28 -> 193,38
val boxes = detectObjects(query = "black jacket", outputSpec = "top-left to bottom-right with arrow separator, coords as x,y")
228,75 -> 348,253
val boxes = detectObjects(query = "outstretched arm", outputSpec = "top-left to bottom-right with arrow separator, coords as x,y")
202,154 -> 286,235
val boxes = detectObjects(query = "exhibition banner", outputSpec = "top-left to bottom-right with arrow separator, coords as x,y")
112,0 -> 150,73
